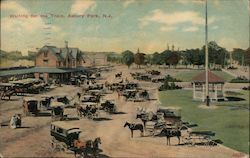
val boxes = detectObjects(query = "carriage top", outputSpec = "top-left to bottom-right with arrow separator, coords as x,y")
157,106 -> 181,116
50,101 -> 65,108
82,102 -> 99,106
10,78 -> 38,84
23,97 -> 38,102
51,121 -> 81,133
0,83 -> 14,87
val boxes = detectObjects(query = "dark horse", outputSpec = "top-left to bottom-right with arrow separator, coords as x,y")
161,128 -> 181,145
92,137 -> 102,157
124,122 -> 144,138
115,72 -> 122,78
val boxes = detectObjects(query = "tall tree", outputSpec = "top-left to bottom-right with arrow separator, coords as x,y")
121,50 -> 134,68
134,52 -> 145,68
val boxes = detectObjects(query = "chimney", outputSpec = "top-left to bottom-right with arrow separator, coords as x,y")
172,44 -> 174,51
65,41 -> 68,48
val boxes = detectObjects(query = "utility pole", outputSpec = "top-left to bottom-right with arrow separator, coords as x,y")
205,0 -> 209,106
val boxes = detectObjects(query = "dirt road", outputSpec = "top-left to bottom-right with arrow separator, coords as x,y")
0,65 -> 247,158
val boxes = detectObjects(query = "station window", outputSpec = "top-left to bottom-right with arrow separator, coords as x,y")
44,51 -> 48,57
43,60 -> 48,66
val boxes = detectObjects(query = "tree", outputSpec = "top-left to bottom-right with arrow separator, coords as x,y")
232,48 -> 245,66
167,51 -> 181,68
201,41 -> 229,68
121,50 -> 134,68
134,52 -> 145,68
151,52 -> 164,65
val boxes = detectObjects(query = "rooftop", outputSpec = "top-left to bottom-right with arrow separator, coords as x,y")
192,71 -> 225,83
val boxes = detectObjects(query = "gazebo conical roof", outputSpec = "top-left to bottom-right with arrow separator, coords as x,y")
192,71 -> 225,83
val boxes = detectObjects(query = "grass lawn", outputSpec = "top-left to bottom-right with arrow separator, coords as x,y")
159,89 -> 249,154
174,70 -> 234,82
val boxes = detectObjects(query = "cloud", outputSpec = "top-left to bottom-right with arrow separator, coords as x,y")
140,9 -> 214,27
1,1 -> 64,53
1,1 -> 45,32
177,0 -> 220,6
71,0 -> 96,14
177,0 -> 204,4
211,25 -> 219,30
218,37 -> 241,51
1,1 -> 29,14
182,26 -> 199,32
160,26 -> 177,32
123,0 -> 135,8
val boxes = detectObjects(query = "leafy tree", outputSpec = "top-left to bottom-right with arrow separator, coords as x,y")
151,52 -> 164,65
232,48 -> 245,66
121,50 -> 134,68
201,41 -> 229,68
134,52 -> 145,68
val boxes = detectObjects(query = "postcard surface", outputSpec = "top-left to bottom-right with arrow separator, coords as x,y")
0,0 -> 249,157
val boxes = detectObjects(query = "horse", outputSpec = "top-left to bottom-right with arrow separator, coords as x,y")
161,128 -> 181,145
1,90 -> 15,100
139,90 -> 149,100
115,72 -> 122,78
92,137 -> 102,157
73,139 -> 87,157
124,122 -> 144,138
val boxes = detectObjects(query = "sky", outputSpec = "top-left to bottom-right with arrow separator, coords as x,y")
1,0 -> 249,55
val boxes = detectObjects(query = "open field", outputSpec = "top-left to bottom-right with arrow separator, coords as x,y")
159,89 -> 249,154
0,65 -> 248,157
174,70 -> 235,82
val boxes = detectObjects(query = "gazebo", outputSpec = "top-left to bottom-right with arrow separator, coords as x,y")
192,71 -> 225,102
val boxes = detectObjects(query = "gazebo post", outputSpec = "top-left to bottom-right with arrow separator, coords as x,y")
193,83 -> 196,99
202,84 -> 205,102
215,84 -> 218,101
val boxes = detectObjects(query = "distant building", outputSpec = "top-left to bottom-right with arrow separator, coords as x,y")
82,53 -> 108,66
34,42 -> 85,83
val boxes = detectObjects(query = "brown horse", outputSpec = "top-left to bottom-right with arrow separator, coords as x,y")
124,122 -> 144,138
73,139 -> 92,157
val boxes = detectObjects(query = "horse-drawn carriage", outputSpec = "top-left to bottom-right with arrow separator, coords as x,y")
51,101 -> 65,121
157,107 -> 182,127
81,94 -> 100,103
40,95 -> 54,110
50,121 -> 102,157
86,84 -> 104,91
183,131 -> 220,146
54,94 -> 77,108
22,97 -> 39,116
0,83 -> 15,100
147,70 -> 161,75
100,100 -> 117,114
122,89 -> 138,101
76,102 -> 100,119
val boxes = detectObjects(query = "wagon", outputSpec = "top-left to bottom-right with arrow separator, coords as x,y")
157,107 -> 182,127
82,102 -> 100,119
22,97 -> 39,116
145,121 -> 166,136
51,101 -> 65,121
183,131 -> 219,146
0,83 -> 15,100
81,94 -> 100,103
50,121 -> 82,151
100,100 -> 117,114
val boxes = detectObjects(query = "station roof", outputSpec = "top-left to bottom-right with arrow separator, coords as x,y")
0,67 -> 88,77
